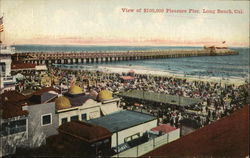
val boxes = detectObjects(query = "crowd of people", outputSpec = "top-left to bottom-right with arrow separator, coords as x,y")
16,67 -> 249,129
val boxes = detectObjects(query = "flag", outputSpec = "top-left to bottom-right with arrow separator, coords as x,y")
0,16 -> 3,32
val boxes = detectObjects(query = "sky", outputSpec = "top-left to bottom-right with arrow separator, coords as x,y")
0,0 -> 249,46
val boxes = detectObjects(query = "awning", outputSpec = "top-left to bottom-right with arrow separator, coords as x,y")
151,124 -> 176,134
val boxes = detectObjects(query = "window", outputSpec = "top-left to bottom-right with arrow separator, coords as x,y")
132,134 -> 139,140
70,115 -> 79,121
81,113 -> 87,120
0,123 -> 8,136
1,119 -> 27,136
124,133 -> 140,143
103,139 -> 109,143
41,114 -> 52,126
16,119 -> 26,126
95,141 -> 102,146
0,63 -> 6,73
61,118 -> 67,124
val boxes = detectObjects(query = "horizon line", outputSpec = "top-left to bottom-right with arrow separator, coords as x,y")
11,43 -> 249,48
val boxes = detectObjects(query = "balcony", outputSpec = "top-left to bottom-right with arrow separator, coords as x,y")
0,45 -> 15,55
0,125 -> 27,137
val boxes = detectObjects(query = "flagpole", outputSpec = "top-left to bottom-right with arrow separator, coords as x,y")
3,13 -> 4,45
0,13 -> 4,45
0,13 -> 3,45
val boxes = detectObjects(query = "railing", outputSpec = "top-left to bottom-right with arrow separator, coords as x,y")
112,128 -> 180,157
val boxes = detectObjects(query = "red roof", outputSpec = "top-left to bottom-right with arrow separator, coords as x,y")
0,102 -> 29,119
151,124 -> 176,133
142,105 -> 249,157
0,91 -> 29,119
134,103 -> 140,106
11,62 -> 36,70
120,76 -> 135,80
0,91 -> 27,102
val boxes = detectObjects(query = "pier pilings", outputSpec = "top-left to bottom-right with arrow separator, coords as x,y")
14,49 -> 238,65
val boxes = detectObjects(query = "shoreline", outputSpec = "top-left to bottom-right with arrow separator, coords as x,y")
98,65 -> 246,86
56,64 -> 247,86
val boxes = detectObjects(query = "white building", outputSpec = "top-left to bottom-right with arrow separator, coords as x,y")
0,45 -> 16,93
88,110 -> 158,149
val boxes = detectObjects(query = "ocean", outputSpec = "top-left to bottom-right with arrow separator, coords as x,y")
14,45 -> 249,80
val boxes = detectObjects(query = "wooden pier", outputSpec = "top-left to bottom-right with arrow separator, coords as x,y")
12,48 -> 238,65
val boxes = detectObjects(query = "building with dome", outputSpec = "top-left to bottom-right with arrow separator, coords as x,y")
68,85 -> 83,95
98,88 -> 122,116
55,85 -> 121,125
56,85 -> 122,125
55,96 -> 71,110
56,84 -> 101,125
97,89 -> 113,101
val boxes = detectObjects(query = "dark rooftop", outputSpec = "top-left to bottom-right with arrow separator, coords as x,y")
142,105 -> 249,158
0,91 -> 29,119
118,90 -> 202,107
88,110 -> 156,133
64,93 -> 96,107
0,90 -> 27,103
58,121 -> 112,143
28,87 -> 59,104
32,87 -> 59,95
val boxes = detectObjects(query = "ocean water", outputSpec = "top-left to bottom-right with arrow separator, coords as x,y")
14,45 -> 249,79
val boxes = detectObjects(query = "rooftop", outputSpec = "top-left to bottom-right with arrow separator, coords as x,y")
11,62 -> 36,70
28,87 -> 59,104
0,91 -> 29,119
118,90 -> 202,107
88,110 -> 156,133
142,105 -> 249,157
0,88 -> 59,119
58,121 -> 112,143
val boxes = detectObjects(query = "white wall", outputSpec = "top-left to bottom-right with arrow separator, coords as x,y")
111,119 -> 157,148
58,99 -> 102,125
0,58 -> 11,76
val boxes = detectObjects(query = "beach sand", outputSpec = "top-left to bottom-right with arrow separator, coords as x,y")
59,64 -> 247,86
97,65 -> 246,86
